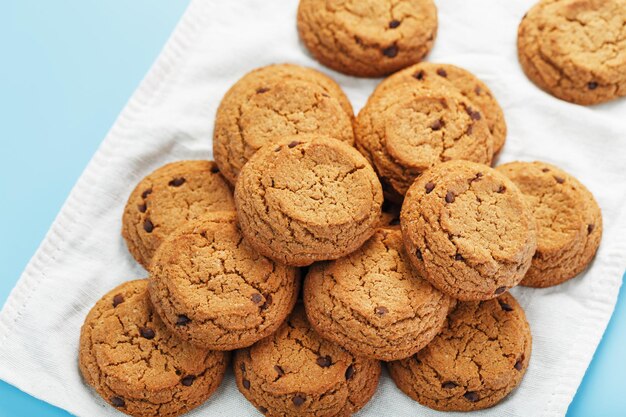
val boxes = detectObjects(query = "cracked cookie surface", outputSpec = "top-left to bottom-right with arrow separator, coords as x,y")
400,160 -> 537,301
297,0 -> 437,77
234,304 -> 381,417
235,135 -> 383,267
356,83 -> 494,196
78,279 -> 229,417
496,161 -> 602,287
518,0 -> 626,105
122,160 -> 235,269
303,227 -> 451,361
213,64 -> 354,184
388,293 -> 532,411
149,211 -> 299,350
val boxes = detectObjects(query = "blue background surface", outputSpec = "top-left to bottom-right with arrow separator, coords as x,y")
0,1 -> 624,416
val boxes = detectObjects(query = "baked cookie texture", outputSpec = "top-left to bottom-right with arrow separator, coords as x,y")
233,305 -> 381,417
235,135 -> 383,266
297,0 -> 438,77
373,62 -> 507,156
496,161 -> 602,287
303,227 -> 451,361
518,0 -> 626,105
213,64 -> 354,184
401,160 -> 537,301
122,160 -> 235,269
149,211 -> 300,350
388,293 -> 532,411
356,82 -> 494,196
79,280 -> 229,417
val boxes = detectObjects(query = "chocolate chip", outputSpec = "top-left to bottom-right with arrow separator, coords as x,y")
288,141 -> 301,148
430,119 -> 443,131
210,165 -> 220,173
292,394 -> 305,406
181,375 -> 196,386
466,107 -> 482,120
143,219 -> 154,233
498,300 -> 514,312
587,81 -> 598,90
437,68 -> 448,77
382,45 -> 398,58
112,294 -> 124,307
251,293 -> 263,304
554,176 -> 565,184
175,369 -> 182,375
140,327 -> 155,339
176,314 -> 191,326
455,254 -> 464,261
465,123 -> 474,135
464,391 -> 479,402
389,19 -> 401,28
425,182 -> 435,193
274,365 -> 285,376
110,396 -> 125,407
442,381 -> 458,389
168,177 -> 185,187
141,189 -> 152,199
375,306 -> 388,316
587,224 -> 595,234
445,191 -> 455,203
345,364 -> 355,380
316,356 -> 332,368
514,359 -> 524,371
497,185 -> 506,193
242,378 -> 250,389
542,168 -> 550,173
261,294 -> 272,310
258,406 -> 268,414
138,203 -> 147,213
494,286 -> 507,295
414,70 -> 425,80
470,172 -> 483,183
256,87 -> 270,94
474,86 -> 482,95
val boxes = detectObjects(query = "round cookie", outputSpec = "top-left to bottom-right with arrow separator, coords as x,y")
400,160 -> 537,301
213,64 -> 355,184
79,279 -> 229,417
304,227 -> 452,361
122,160 -> 235,269
149,211 -> 299,350
496,161 -> 602,287
297,0 -> 438,77
373,62 -> 507,156
518,0 -> 626,105
388,293 -> 532,411
235,135 -> 383,266
356,83 -> 494,196
234,305 -> 381,417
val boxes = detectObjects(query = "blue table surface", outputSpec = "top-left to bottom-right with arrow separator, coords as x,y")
0,1 -> 625,416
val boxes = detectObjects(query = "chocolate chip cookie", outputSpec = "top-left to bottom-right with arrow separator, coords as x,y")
122,160 -> 235,269
149,211 -> 300,350
518,0 -> 626,105
388,293 -> 532,411
235,135 -> 383,266
297,0 -> 438,77
234,304 -> 381,417
401,160 -> 537,301
496,161 -> 602,287
356,83 -> 494,196
213,64 -> 354,184
304,227 -> 451,361
79,279 -> 229,417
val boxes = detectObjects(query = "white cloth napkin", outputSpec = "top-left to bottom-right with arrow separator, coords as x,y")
1,1 -> 625,416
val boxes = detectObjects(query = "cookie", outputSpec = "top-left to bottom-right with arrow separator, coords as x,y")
388,293 -> 532,411
213,64 -> 355,184
234,304 -> 381,417
356,83 -> 494,196
149,211 -> 299,350
400,160 -> 537,301
373,62 -> 507,156
79,279 -> 229,417
235,135 -> 383,266
303,227 -> 452,361
122,160 -> 235,269
496,161 -> 602,287
518,0 -> 626,105
297,0 -> 438,77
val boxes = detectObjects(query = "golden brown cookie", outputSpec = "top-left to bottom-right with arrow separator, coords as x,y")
373,62 -> 507,156
235,135 -> 383,267
518,0 -> 626,105
303,227 -> 451,361
388,293 -> 532,411
356,83 -> 494,196
401,160 -> 537,301
122,160 -> 235,269
234,304 -> 381,417
149,211 -> 299,350
213,64 -> 354,184
496,161 -> 602,287
79,279 -> 229,417
297,0 -> 438,77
